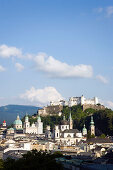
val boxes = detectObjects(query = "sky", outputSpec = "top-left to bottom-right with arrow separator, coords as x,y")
0,0 -> 113,109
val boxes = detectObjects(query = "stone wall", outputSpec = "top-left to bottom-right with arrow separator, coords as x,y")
82,104 -> 105,111
38,105 -> 63,116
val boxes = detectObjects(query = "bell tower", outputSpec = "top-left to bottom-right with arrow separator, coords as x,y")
90,116 -> 95,136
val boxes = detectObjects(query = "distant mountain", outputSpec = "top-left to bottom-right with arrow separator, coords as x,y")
0,105 -> 41,125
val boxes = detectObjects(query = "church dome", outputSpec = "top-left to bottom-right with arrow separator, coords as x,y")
13,115 -> 22,125
13,119 -> 22,125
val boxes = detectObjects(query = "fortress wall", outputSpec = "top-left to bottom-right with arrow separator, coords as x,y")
82,104 -> 105,111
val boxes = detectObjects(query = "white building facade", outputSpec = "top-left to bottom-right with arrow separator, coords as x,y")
50,95 -> 98,107
23,115 -> 43,134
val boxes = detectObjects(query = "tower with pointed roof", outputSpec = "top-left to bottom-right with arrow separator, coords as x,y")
23,114 -> 30,132
90,116 -> 95,135
3,120 -> 6,127
69,112 -> 73,129
82,124 -> 87,136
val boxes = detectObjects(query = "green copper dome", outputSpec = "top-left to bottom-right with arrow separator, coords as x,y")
13,115 -> 22,125
37,115 -> 41,121
83,124 -> 87,132
13,119 -> 22,125
90,116 -> 94,126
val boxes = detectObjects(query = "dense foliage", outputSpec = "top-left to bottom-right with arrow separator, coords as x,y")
2,150 -> 63,170
24,105 -> 113,136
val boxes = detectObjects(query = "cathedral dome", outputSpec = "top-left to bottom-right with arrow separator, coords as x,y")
13,119 -> 22,125
13,115 -> 22,125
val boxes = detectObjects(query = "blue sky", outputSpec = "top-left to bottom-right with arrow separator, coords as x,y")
0,0 -> 113,108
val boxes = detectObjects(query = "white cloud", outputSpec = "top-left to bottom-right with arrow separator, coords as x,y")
34,53 -> 93,78
0,65 -> 6,72
96,75 -> 108,84
99,99 -> 113,110
15,63 -> 24,72
106,101 -> 113,109
0,45 -> 22,58
106,6 -> 113,17
94,7 -> 103,13
20,86 -> 63,105
94,6 -> 113,18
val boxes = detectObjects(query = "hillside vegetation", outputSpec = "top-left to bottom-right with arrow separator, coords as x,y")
29,105 -> 113,136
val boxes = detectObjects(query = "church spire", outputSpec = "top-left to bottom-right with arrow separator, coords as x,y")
90,116 -> 95,136
69,111 -> 73,129
63,115 -> 65,120
90,116 -> 94,126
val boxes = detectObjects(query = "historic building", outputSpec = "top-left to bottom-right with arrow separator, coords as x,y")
23,114 -> 43,134
45,113 -> 83,146
13,115 -> 22,130
90,116 -> 95,136
82,124 -> 87,136
49,95 -> 98,107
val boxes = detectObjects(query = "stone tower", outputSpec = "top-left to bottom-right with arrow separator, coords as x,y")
69,112 -> 73,129
90,116 -> 95,136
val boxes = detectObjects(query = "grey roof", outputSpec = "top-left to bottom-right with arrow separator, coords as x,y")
87,137 -> 113,144
63,129 -> 80,134
60,120 -> 69,125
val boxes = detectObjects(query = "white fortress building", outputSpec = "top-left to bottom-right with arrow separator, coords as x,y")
50,95 -> 98,107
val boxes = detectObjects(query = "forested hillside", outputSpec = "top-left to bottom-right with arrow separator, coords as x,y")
0,105 -> 40,125
28,105 -> 113,136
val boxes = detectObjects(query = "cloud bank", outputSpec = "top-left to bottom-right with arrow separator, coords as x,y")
20,86 -> 63,105
0,45 -> 22,58
34,54 -> 93,78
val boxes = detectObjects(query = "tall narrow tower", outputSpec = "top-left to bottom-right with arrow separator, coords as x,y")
90,116 -> 95,136
36,115 -> 43,134
69,112 -> 73,129
23,114 -> 30,133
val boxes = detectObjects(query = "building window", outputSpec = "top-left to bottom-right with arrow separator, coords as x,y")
57,133 -> 58,137
62,126 -> 64,129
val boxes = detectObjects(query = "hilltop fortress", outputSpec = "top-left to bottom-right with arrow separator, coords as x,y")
38,95 -> 105,116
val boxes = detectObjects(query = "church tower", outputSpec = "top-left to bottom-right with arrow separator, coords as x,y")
23,114 -> 30,133
54,125 -> 60,140
82,124 -> 87,136
36,115 -> 43,134
90,116 -> 95,136
3,120 -> 6,127
24,114 -> 30,128
69,112 -> 73,129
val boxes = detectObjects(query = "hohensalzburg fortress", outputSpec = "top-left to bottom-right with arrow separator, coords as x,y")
50,95 -> 98,107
